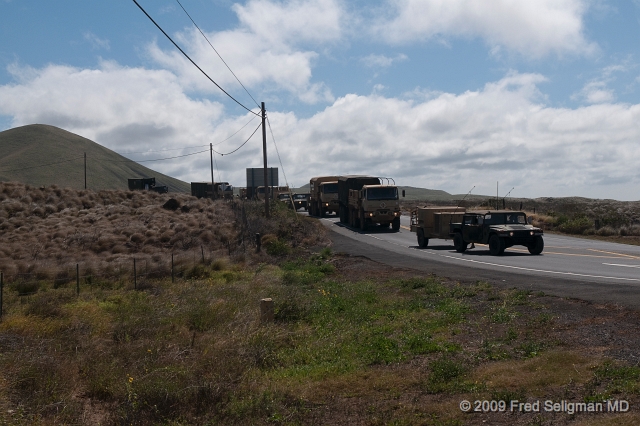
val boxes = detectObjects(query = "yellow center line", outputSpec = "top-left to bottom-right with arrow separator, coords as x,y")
588,249 -> 640,260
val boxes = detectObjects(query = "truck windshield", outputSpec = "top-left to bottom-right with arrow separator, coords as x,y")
366,187 -> 398,200
322,183 -> 338,194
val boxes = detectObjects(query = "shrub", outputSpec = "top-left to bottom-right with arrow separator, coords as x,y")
558,216 -> 592,234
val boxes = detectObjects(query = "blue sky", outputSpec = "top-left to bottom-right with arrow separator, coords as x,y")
1,0 -> 640,200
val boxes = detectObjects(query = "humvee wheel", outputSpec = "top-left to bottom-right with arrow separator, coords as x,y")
392,217 -> 400,231
453,233 -> 467,252
528,236 -> 544,255
417,229 -> 429,248
489,234 -> 505,256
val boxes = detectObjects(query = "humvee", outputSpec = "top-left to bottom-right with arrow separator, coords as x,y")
449,211 -> 544,255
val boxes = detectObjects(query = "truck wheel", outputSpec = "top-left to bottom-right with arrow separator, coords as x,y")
392,217 -> 400,231
453,233 -> 467,252
417,229 -> 429,248
489,234 -> 505,256
528,236 -> 544,255
360,209 -> 367,231
320,205 -> 325,218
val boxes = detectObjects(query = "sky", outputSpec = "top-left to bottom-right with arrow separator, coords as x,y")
1,0 -> 640,200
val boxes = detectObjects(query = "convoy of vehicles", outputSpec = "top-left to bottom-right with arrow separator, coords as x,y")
216,175 -> 545,257
449,210 -> 544,255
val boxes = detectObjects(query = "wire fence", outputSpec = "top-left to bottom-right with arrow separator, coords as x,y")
0,243 -> 260,319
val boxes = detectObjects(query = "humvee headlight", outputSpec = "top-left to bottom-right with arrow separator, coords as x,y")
509,232 -> 514,237
369,213 -> 373,217
530,231 -> 534,235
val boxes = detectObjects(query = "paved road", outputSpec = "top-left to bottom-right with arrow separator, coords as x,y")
312,213 -> 640,308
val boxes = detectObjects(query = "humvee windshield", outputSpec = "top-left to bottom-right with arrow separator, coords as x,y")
365,187 -> 398,201
484,213 -> 527,225
322,183 -> 338,194
278,193 -> 290,200
293,194 -> 308,200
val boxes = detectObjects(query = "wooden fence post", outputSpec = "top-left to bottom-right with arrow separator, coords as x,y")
260,298 -> 274,323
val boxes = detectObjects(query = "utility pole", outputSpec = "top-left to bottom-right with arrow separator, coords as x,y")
262,102 -> 269,218
214,143 -> 216,200
84,152 -> 87,189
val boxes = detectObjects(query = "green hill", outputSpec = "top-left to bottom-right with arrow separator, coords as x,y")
0,124 -> 190,192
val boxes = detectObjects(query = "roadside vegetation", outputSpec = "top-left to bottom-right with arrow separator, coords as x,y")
2,182 -> 640,425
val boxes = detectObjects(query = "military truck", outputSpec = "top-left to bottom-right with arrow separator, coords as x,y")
309,176 -> 339,217
129,177 -> 156,191
410,206 -> 466,248
292,193 -> 309,211
214,182 -> 234,200
338,176 -> 402,231
449,210 -> 544,255
256,186 -> 290,200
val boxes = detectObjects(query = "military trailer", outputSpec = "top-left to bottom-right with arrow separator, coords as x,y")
128,177 -> 156,191
309,176 -> 339,217
410,206 -> 466,248
449,210 -> 544,256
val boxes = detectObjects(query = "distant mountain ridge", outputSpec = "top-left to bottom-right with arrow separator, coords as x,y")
0,124 -> 190,192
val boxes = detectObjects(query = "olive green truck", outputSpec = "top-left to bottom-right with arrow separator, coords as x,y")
309,176 -> 339,217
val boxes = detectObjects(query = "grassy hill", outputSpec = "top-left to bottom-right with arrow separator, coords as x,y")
0,124 -> 190,192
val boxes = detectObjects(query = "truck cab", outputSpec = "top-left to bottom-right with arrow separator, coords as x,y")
349,184 -> 402,231
449,211 -> 544,255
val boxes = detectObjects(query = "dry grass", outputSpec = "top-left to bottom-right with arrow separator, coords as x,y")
0,181 -> 328,284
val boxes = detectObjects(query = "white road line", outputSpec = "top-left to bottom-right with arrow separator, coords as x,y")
603,263 -> 640,269
331,221 -> 640,282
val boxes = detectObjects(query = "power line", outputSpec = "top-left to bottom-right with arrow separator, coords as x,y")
175,0 -> 260,109
0,156 -> 84,173
213,122 -> 262,156
97,149 -> 209,163
114,114 -> 258,155
266,115 -> 291,189
132,0 -> 260,117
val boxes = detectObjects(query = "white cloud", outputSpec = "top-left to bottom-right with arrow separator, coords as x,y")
372,0 -> 597,58
232,0 -> 344,46
83,32 -> 110,51
361,53 -> 408,68
146,24 -> 335,104
572,62 -> 631,104
1,64 -> 640,200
